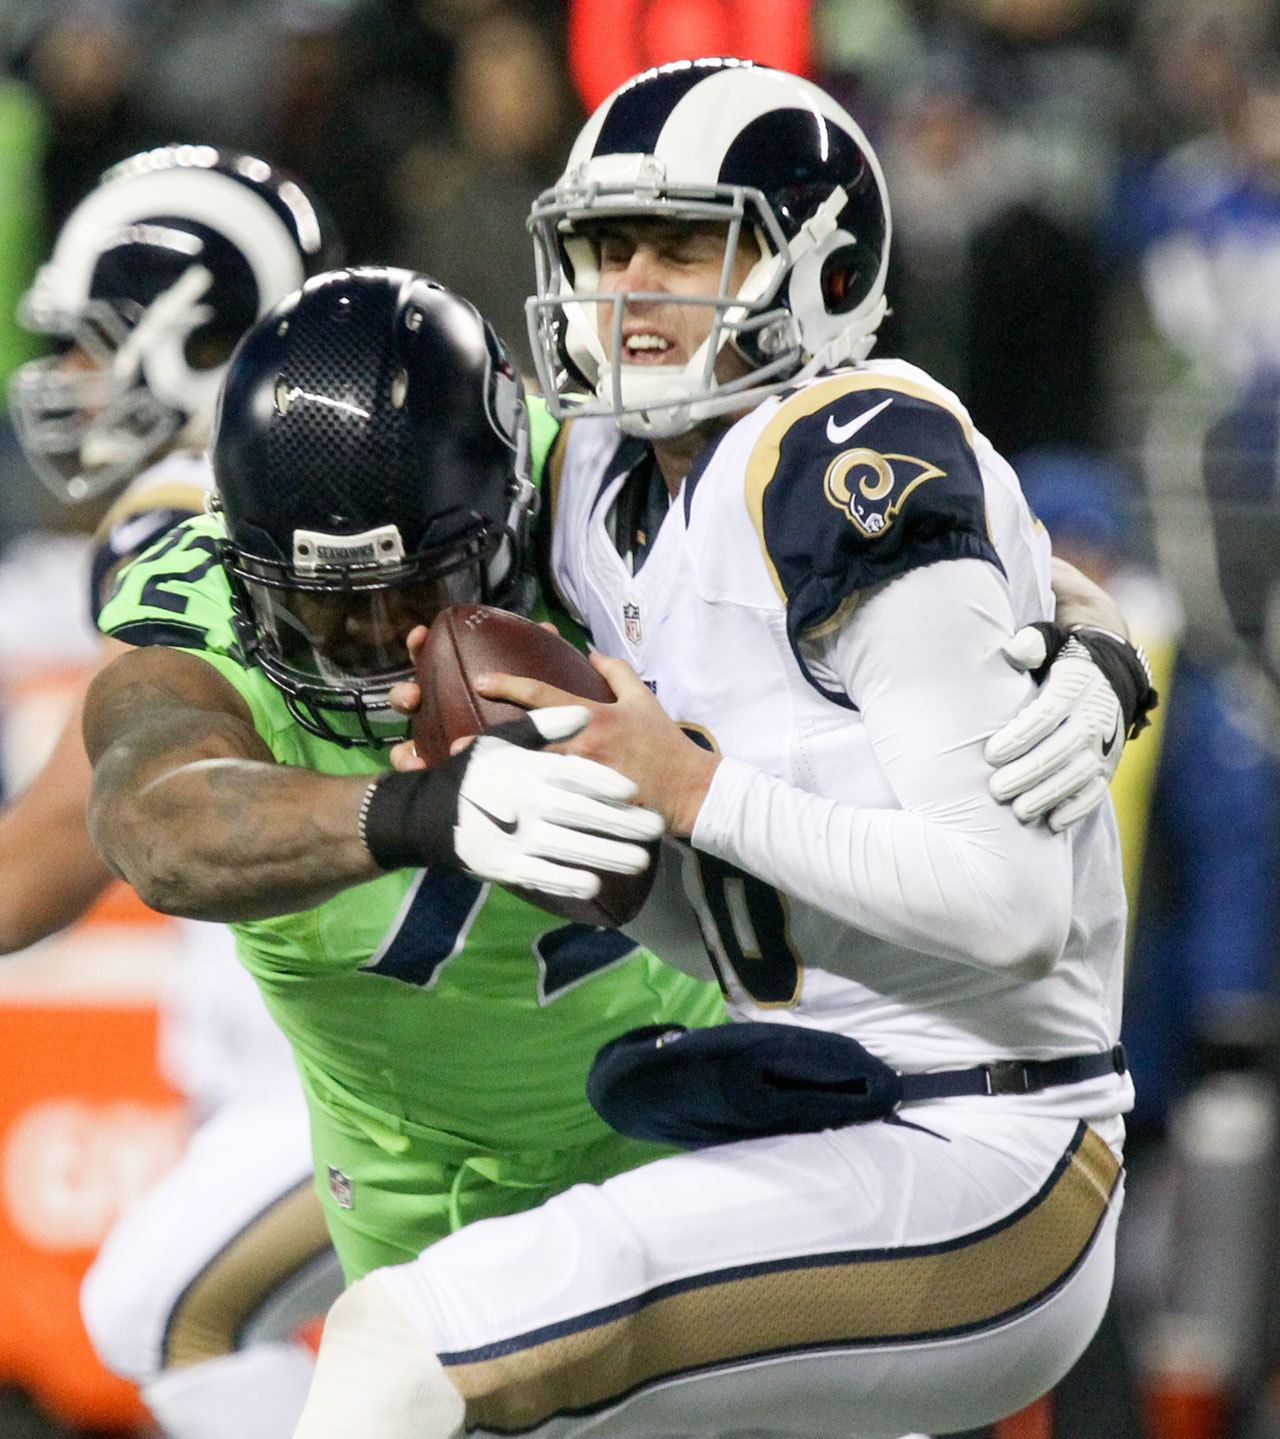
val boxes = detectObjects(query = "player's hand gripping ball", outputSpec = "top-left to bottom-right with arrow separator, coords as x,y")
413,605 -> 658,926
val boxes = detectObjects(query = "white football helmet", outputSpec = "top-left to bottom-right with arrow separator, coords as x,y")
11,145 -> 343,502
526,58 -> 892,438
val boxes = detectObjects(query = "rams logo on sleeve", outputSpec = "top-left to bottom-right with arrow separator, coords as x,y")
822,447 -> 945,539
746,373 -> 1003,650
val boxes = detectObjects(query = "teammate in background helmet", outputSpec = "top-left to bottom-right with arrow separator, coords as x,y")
11,144 -> 341,504
0,147 -> 348,1439
291,61 -> 1155,1439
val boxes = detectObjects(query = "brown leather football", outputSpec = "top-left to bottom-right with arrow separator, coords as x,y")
413,604 -> 656,926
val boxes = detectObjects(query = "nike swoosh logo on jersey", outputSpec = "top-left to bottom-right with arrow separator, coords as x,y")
826,396 -> 894,446
463,796 -> 518,835
1101,723 -> 1119,758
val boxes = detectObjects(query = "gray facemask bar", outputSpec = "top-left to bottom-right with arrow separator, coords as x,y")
526,180 -> 805,426
9,298 -> 181,502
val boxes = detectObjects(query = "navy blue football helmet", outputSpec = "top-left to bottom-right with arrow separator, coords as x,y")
12,145 -> 343,501
527,58 -> 891,438
212,267 -> 535,747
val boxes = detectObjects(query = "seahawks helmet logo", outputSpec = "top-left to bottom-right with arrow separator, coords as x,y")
823,448 -> 944,539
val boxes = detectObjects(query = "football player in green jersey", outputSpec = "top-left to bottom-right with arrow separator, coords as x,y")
89,268 -> 724,1290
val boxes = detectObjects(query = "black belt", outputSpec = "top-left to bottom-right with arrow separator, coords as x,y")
588,1026 -> 1128,1151
897,1043 -> 1128,1104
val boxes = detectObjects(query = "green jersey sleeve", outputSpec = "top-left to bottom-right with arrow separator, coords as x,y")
96,511 -> 304,746
97,512 -> 238,656
527,393 -> 561,492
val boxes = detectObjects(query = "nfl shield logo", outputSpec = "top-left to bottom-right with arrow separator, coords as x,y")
623,602 -> 643,645
327,1166 -> 354,1209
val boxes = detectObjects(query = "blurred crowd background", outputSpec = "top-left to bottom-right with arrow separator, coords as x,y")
0,1 -> 1275,1437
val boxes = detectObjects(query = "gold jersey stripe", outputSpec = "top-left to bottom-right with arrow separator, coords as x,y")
162,1178 -> 332,1368
447,1125 -> 1119,1434
94,483 -> 209,549
744,373 -> 976,603
546,419 -> 574,526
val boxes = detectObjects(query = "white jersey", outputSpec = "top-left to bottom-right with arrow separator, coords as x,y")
549,360 -> 1133,1135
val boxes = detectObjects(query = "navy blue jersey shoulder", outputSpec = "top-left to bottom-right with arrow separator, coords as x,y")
754,380 -> 1003,644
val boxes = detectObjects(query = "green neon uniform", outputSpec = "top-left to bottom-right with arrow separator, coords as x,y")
97,411 -> 724,1280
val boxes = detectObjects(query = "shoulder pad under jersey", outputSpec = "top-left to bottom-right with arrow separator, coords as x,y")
745,369 -> 1002,640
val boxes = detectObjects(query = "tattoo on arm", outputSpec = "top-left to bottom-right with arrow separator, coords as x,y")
85,648 -> 381,921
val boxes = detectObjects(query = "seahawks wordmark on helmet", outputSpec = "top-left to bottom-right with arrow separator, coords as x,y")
11,144 -> 342,502
213,267 -> 536,747
526,57 -> 891,438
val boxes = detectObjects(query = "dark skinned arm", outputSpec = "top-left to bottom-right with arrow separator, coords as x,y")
84,646 -> 381,922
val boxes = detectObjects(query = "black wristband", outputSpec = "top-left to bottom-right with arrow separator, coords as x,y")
362,767 -> 464,872
360,714 -> 552,872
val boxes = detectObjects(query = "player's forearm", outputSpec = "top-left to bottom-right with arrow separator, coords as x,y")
0,700 -> 114,952
0,803 -> 114,952
89,749 -> 379,922
1051,557 -> 1128,636
693,759 -> 1070,977
691,559 -> 1073,977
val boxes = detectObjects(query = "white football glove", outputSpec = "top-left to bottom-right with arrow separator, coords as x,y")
985,626 -> 1141,833
454,706 -> 662,897
363,705 -> 663,898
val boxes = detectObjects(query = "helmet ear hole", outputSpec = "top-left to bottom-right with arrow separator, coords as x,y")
820,244 -> 876,315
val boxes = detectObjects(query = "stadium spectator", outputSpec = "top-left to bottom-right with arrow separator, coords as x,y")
880,54 -> 1108,453
390,4 -> 578,368
1019,445 -> 1280,1427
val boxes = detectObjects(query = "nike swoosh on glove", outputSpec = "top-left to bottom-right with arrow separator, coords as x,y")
361,705 -> 664,898
983,624 -> 1156,833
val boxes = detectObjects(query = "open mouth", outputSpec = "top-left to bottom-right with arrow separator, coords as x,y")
622,331 -> 679,365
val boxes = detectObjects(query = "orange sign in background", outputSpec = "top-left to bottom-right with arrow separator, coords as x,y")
0,982 -> 186,1428
0,651 -> 188,1429
569,0 -> 813,112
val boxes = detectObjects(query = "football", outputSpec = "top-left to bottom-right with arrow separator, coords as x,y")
413,604 -> 656,927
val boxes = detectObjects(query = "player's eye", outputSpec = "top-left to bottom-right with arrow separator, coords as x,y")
597,236 -> 634,268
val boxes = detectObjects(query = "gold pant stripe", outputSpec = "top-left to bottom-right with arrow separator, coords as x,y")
162,1178 -> 332,1369
447,1125 -> 1120,1434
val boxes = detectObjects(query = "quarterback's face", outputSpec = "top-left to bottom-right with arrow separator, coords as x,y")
590,219 -> 756,369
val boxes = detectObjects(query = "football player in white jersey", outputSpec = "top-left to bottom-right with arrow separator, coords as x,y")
2,145 -> 346,1439
296,60 -> 1153,1439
